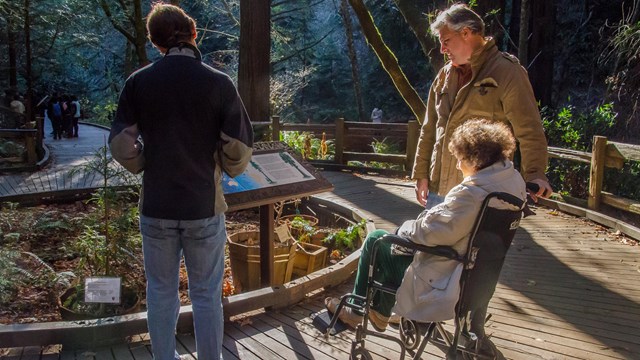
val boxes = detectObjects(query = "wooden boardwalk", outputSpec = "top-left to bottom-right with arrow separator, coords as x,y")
2,125 -> 640,359
0,122 -> 114,200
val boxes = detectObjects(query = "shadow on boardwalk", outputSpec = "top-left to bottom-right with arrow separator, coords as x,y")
1,124 -> 639,359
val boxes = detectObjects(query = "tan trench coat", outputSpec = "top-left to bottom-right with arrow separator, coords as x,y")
412,38 -> 548,196
394,161 -> 526,322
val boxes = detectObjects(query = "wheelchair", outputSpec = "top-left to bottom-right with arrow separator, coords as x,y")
326,191 -> 529,360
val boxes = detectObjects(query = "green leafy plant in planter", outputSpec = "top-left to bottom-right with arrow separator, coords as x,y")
323,219 -> 367,259
63,144 -> 143,318
288,215 -> 317,242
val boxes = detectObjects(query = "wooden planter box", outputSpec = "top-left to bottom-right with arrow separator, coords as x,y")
292,242 -> 328,277
227,231 -> 296,293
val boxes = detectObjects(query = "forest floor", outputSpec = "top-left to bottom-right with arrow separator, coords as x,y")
0,202 -> 334,325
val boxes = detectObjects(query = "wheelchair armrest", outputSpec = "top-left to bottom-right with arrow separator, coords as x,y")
379,234 -> 462,261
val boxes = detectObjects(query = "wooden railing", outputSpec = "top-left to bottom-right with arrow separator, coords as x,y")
258,116 -> 420,171
548,136 -> 640,214
258,117 -> 640,215
0,128 -> 38,168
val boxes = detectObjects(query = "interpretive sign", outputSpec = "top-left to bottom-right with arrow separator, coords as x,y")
224,142 -> 333,211
222,151 -> 314,194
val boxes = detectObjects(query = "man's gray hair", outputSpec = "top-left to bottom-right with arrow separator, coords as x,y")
430,3 -> 485,36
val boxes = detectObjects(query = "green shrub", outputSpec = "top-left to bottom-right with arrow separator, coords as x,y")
542,103 -> 617,198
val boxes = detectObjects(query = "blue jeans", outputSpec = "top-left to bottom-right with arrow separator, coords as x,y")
140,214 -> 226,360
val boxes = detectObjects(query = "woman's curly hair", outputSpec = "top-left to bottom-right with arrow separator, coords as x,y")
448,118 -> 516,171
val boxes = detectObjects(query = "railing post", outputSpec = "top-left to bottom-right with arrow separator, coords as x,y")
405,119 -> 419,172
271,115 -> 281,141
335,118 -> 345,165
588,136 -> 607,210
25,131 -> 37,166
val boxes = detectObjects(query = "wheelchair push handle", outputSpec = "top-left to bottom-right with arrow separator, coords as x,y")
526,181 -> 550,198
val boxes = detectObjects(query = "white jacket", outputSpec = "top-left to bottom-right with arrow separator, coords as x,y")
393,160 -> 526,322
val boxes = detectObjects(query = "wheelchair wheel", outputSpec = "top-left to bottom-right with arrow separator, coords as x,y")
399,318 -> 421,351
350,347 -> 373,360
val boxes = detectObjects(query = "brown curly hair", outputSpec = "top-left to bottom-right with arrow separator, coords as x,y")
448,118 -> 516,171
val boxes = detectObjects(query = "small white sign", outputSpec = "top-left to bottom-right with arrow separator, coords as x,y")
275,224 -> 292,243
84,277 -> 121,304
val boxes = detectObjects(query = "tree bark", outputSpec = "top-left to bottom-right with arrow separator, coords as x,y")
339,0 -> 365,122
238,0 -> 271,123
347,0 -> 426,123
23,0 -> 34,123
517,0 -> 529,65
392,0 -> 445,72
7,15 -> 18,89
527,0 -> 555,106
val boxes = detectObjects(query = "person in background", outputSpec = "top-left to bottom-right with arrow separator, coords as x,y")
9,94 -> 25,114
49,96 -> 63,140
109,3 -> 253,360
60,95 -> 73,138
71,95 -> 81,137
370,107 -> 383,123
413,3 -> 552,208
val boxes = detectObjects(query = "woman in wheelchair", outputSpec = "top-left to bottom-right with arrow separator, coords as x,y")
325,118 -> 528,332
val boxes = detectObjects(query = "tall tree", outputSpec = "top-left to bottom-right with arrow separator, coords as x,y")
347,0 -> 426,122
238,0 -> 270,123
98,0 -> 149,68
23,0 -> 33,123
392,0 -> 446,72
527,0 -> 555,106
338,0 -> 365,122
518,0 -> 529,64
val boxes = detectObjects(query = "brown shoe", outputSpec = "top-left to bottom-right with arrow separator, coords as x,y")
325,297 -> 363,329
369,309 -> 389,332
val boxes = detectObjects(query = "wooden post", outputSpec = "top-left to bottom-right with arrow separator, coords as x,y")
271,115 -> 280,141
405,119 -> 419,172
335,118 -> 345,165
588,136 -> 607,210
25,132 -> 36,165
259,203 -> 275,287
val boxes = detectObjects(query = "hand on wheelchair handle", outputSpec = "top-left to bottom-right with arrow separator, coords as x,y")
525,181 -> 550,202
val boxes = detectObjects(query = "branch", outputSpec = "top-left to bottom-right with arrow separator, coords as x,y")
272,0 -> 326,21
98,0 -> 136,44
271,27 -> 337,66
348,0 -> 427,122
215,0 -> 239,27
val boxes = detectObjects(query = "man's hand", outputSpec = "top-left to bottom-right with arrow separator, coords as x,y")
527,178 -> 553,203
415,178 -> 429,207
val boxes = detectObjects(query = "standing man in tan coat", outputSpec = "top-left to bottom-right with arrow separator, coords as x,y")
413,3 -> 552,206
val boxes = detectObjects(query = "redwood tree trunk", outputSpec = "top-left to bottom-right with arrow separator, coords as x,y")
7,16 -> 17,89
23,0 -> 34,124
339,0 -> 365,122
527,0 -> 555,106
238,0 -> 271,123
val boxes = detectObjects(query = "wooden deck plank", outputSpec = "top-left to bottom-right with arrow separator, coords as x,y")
93,347 -> 115,360
228,321 -> 309,360
223,324 -> 285,359
127,334 -> 152,360
108,343 -> 133,360
222,332 -> 261,360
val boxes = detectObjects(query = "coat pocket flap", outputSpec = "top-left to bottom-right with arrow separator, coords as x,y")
413,261 -> 456,291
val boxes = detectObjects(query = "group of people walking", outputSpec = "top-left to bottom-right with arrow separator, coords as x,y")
46,95 -> 81,139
